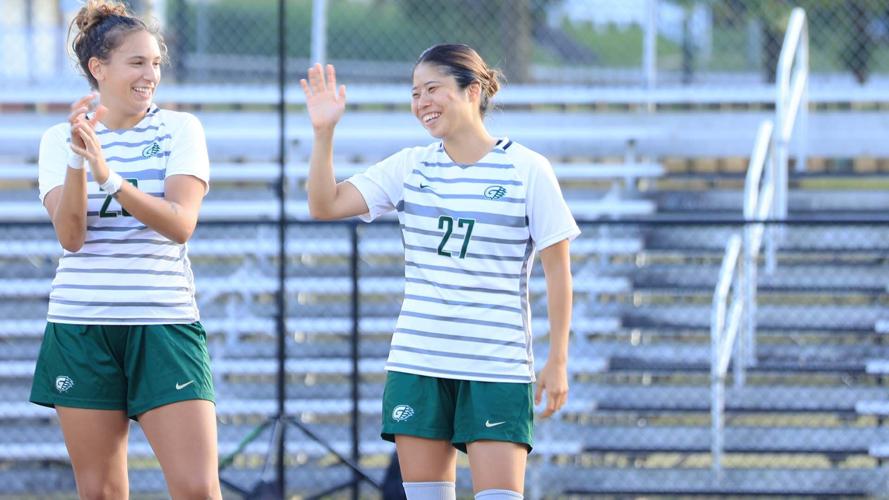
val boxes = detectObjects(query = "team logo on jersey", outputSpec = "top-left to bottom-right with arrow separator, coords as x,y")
392,404 -> 415,422
142,142 -> 161,158
484,185 -> 507,200
55,375 -> 74,393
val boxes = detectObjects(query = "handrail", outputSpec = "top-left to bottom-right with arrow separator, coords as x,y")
773,7 -> 809,223
711,235 -> 743,477
742,121 -> 776,371
711,122 -> 774,474
743,121 -> 775,221
711,8 -> 807,476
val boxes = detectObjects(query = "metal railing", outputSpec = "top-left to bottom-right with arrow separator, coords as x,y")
773,7 -> 810,228
710,233 -> 743,477
741,121 -> 776,371
710,8 -> 808,475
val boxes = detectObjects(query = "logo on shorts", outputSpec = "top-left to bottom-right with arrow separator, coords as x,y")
175,380 -> 195,390
392,404 -> 415,422
485,420 -> 506,428
484,185 -> 507,200
142,142 -> 161,158
55,375 -> 74,393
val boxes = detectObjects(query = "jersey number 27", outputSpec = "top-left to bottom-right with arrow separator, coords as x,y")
437,215 -> 475,259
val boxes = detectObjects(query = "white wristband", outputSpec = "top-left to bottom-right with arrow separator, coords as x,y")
67,151 -> 84,170
100,170 -> 124,195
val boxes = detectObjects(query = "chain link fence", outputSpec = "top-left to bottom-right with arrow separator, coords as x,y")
3,0 -> 889,93
1,220 -> 887,496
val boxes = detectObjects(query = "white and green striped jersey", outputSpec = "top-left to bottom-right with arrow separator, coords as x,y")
38,104 -> 209,325
348,138 -> 580,383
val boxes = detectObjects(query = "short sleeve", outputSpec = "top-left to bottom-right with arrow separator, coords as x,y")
38,124 -> 71,203
165,113 -> 210,194
345,148 -> 413,222
527,159 -> 581,250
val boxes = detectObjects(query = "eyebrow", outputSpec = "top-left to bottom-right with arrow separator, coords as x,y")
411,80 -> 441,91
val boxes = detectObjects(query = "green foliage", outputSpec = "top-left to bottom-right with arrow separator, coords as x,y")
166,0 -> 549,61
562,22 -> 680,68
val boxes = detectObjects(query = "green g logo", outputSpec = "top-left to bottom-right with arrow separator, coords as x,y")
484,185 -> 507,200
142,142 -> 161,158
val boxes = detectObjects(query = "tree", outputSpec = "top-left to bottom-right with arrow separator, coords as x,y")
723,0 -> 878,84
395,0 -> 559,83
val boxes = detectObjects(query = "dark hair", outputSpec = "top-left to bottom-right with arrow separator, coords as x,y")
69,0 -> 168,89
415,44 -> 504,117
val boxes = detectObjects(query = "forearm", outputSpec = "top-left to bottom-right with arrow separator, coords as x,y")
51,167 -> 89,251
306,127 -> 339,219
545,267 -> 572,364
114,182 -> 198,244
540,241 -> 573,364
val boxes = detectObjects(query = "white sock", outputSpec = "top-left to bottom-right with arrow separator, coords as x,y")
475,489 -> 523,500
402,481 -> 456,500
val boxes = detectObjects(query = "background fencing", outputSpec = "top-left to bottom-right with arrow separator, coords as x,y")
1,220 -> 888,496
2,0 -> 889,498
5,0 -> 889,90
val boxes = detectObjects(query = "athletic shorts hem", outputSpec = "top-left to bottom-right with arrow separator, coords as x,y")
381,426 -> 452,444
29,396 -> 126,412
453,431 -> 533,453
128,392 -> 215,419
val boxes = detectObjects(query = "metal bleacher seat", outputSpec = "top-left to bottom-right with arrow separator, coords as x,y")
535,465 -> 887,496
588,385 -> 886,414
562,423 -> 889,455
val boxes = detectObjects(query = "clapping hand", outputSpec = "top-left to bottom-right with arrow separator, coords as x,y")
68,93 -> 110,183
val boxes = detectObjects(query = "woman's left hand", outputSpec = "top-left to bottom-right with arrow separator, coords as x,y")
535,359 -> 569,418
70,119 -> 110,184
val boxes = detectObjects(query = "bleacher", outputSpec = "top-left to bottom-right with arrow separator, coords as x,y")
2,83 -> 889,497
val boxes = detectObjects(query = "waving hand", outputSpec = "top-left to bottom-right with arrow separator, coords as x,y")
300,63 -> 346,131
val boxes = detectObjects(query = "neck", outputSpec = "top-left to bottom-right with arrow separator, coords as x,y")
442,121 -> 496,164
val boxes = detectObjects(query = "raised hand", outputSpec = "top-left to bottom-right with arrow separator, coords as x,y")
300,63 -> 346,131
70,120 -> 110,184
68,93 -> 107,151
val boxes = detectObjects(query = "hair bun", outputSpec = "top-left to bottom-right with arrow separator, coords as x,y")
484,68 -> 503,99
73,0 -> 130,35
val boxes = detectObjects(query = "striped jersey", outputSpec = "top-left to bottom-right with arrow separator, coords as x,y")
37,104 -> 210,325
347,138 -> 580,383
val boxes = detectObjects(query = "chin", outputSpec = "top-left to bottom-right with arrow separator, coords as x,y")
422,123 -> 446,139
131,100 -> 152,113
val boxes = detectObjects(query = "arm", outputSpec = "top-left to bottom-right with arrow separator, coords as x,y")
112,174 -> 205,244
44,95 -> 106,251
301,63 -> 369,220
534,239 -> 572,418
44,171 -> 88,252
71,120 -> 205,244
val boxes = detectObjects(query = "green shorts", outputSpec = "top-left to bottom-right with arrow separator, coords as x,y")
381,371 -> 533,453
29,322 -> 215,419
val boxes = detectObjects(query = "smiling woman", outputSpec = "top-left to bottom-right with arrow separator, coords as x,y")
302,44 -> 580,500
28,1 -> 220,499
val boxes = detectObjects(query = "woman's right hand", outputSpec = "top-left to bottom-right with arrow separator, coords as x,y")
68,93 -> 105,151
300,63 -> 346,132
